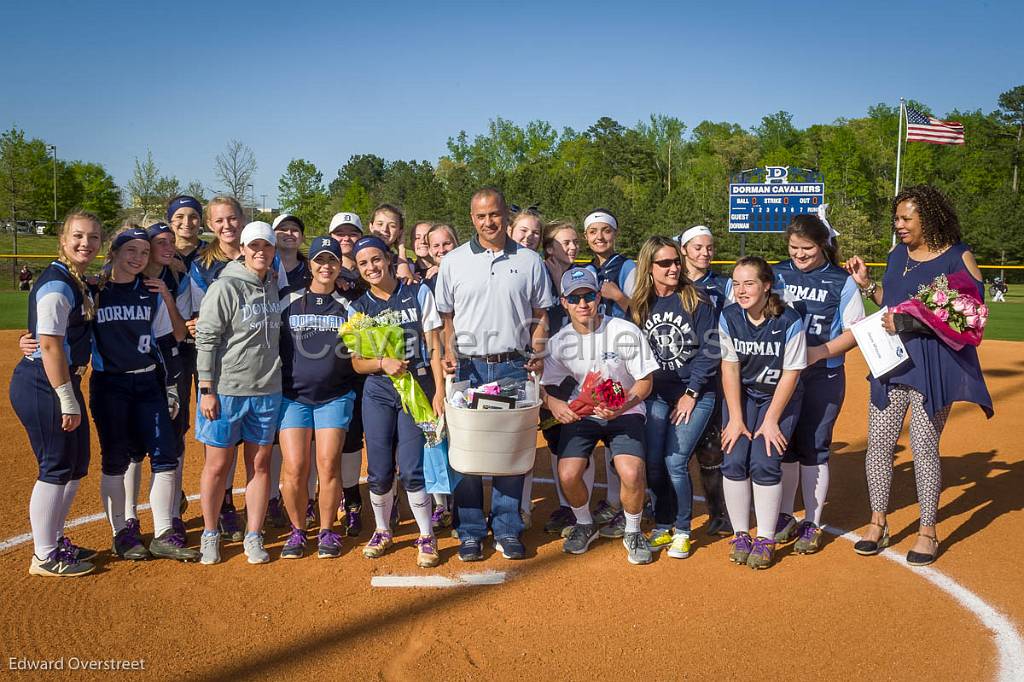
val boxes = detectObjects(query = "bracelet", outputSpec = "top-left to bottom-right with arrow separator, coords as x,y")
378,357 -> 384,372
859,281 -> 877,298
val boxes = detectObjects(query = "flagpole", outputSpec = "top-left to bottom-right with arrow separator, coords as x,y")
892,98 -> 906,247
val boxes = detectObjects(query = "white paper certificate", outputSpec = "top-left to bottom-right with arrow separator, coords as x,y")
851,308 -> 910,379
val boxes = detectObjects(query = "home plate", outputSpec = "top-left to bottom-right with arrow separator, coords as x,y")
370,571 -> 508,588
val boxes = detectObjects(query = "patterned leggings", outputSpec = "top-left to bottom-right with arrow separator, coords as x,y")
865,386 -> 950,527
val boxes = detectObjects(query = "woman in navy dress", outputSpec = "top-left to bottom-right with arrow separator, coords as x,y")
846,185 -> 992,566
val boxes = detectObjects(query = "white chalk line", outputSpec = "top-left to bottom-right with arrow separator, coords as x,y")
371,571 -> 507,589
2,478 -> 1021,680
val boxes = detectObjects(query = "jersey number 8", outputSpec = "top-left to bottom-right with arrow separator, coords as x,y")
137,335 -> 152,354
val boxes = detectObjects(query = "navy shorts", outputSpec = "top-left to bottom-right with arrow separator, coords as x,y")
721,386 -> 803,485
90,370 -> 179,476
558,414 -> 646,461
10,359 -> 90,485
784,365 -> 845,466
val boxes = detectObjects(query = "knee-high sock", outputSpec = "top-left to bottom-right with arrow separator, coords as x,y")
307,443 -> 319,500
521,471 -> 533,513
603,448 -> 621,507
722,477 -> 751,534
150,471 -> 176,537
432,493 -> 448,507
801,464 -> 830,527
124,460 -> 142,521
369,489 -> 395,532
58,479 -> 81,536
552,453 -> 569,507
101,474 -> 128,534
407,489 -> 433,537
779,462 -> 799,516
269,445 -> 283,501
752,482 -> 783,540
30,480 -> 65,559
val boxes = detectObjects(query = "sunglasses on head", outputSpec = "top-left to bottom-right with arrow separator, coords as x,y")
653,258 -> 681,268
565,291 -> 597,304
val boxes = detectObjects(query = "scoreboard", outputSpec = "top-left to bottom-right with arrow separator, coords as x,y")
728,167 -> 825,233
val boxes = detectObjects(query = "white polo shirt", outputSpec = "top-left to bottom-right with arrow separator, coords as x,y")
434,235 -> 555,356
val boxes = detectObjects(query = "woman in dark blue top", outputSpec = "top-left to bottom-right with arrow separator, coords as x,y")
632,236 -> 719,560
847,185 -> 992,566
10,212 -> 102,577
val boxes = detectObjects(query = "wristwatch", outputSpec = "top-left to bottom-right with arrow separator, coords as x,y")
199,387 -> 212,396
684,387 -> 699,400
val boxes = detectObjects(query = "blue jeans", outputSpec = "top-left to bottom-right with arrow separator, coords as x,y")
645,392 -> 716,533
453,357 -> 528,542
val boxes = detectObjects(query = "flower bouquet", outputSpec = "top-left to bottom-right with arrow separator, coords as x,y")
339,311 -> 439,441
539,369 -> 627,429
892,271 -> 989,350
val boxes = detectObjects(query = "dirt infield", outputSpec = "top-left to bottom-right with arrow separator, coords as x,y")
1,330 -> 1022,680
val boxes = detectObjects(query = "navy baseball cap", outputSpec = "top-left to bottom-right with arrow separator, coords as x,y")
560,267 -> 599,296
308,236 -> 342,261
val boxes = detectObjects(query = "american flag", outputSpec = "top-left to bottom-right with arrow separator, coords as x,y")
905,106 -> 965,145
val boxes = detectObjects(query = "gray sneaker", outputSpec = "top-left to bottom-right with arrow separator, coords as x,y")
562,523 -> 599,555
592,500 -> 621,525
199,532 -> 221,565
623,531 -> 653,565
599,509 -> 626,538
149,529 -> 200,562
243,532 -> 270,564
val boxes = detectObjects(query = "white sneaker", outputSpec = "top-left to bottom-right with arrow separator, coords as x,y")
243,532 -> 270,564
200,532 -> 221,565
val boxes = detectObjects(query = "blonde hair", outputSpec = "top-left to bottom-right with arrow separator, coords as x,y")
427,222 -> 459,247
542,220 -> 577,259
631,236 -> 703,327
199,196 -> 243,268
57,211 -> 102,320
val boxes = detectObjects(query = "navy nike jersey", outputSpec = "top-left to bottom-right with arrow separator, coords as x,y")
280,287 -> 356,404
693,270 -> 729,316
180,239 -> 207,270
774,260 -> 864,369
91,275 -> 178,383
349,282 -> 442,372
719,303 -> 806,401
586,253 -> 637,319
286,259 -> 311,290
27,261 -> 94,368
157,263 -> 192,320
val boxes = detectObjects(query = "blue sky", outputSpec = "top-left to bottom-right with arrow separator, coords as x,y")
3,0 -> 1021,206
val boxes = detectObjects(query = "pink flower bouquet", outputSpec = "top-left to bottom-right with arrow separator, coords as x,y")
892,271 -> 989,350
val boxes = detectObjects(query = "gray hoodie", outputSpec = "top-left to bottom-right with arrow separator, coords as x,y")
195,260 -> 282,396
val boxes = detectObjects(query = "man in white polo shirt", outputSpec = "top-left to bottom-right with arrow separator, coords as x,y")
434,187 -> 555,562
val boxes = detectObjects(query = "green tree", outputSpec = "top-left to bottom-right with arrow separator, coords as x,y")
997,85 -> 1024,192
71,162 -> 122,224
278,158 -> 330,229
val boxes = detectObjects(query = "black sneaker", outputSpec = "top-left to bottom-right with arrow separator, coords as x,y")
494,536 -> 525,560
29,548 -> 94,577
113,526 -> 151,561
281,526 -> 307,560
58,536 -> 97,562
149,529 -> 200,562
458,539 -> 483,562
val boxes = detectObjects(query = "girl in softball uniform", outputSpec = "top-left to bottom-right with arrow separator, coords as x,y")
11,212 -> 102,577
90,228 -> 196,562
349,236 -> 446,569
277,237 -> 357,559
772,214 -> 864,553
719,256 -> 806,570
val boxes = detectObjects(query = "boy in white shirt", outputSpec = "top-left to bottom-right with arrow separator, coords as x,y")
542,267 -> 660,565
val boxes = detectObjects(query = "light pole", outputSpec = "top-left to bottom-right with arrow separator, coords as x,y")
246,183 -> 255,222
47,144 -> 57,225
261,194 -> 267,216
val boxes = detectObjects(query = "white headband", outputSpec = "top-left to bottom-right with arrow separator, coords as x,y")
816,203 -> 840,244
678,225 -> 713,245
583,211 -> 617,231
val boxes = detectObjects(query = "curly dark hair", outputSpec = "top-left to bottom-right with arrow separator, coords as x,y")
893,185 -> 961,250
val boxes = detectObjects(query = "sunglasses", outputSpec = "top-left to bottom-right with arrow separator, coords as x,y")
565,291 -> 598,305
653,258 -> 681,268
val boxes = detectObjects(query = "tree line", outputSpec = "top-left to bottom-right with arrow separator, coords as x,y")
3,85 -> 1022,267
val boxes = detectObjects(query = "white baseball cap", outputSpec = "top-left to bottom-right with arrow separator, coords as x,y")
272,213 -> 305,232
329,212 -> 363,234
240,221 -> 276,246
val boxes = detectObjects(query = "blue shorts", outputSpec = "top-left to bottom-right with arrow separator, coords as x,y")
279,392 -> 356,431
196,393 -> 282,448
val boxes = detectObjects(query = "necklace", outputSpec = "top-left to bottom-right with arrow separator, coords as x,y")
903,252 -> 925,277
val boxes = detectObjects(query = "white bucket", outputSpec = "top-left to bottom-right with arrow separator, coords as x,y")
444,375 -> 540,476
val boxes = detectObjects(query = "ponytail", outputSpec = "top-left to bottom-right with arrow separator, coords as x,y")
764,292 -> 785,319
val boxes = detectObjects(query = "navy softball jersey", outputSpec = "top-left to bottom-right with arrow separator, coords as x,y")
774,260 -> 864,369
91,276 -> 179,379
27,261 -> 94,367
349,282 -> 442,373
693,270 -> 729,316
719,304 -> 806,401
280,287 -> 356,404
642,293 -> 720,403
587,253 -> 636,320
286,259 -> 311,289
